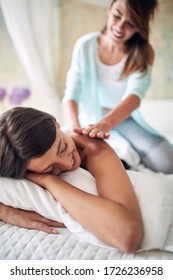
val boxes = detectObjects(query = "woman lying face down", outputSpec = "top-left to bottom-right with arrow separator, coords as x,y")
0,107 -> 143,253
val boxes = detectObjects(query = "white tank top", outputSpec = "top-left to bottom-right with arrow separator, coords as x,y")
96,49 -> 128,109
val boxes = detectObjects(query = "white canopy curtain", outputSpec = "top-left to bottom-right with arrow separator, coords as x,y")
0,0 -> 63,123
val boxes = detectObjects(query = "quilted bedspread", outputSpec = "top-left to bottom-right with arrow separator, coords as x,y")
0,222 -> 173,260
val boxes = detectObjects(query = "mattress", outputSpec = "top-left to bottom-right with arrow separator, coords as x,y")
0,99 -> 173,260
1,222 -> 173,260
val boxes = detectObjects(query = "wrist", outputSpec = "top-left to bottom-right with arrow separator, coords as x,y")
41,174 -> 55,189
71,120 -> 80,128
100,118 -> 112,131
0,203 -> 8,221
41,174 -> 63,190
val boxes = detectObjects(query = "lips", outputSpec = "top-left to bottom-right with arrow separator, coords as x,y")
70,152 -> 77,170
70,150 -> 81,171
112,30 -> 123,39
71,155 -> 75,167
114,33 -> 123,38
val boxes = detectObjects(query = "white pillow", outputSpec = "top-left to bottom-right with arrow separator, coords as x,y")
0,167 -> 173,252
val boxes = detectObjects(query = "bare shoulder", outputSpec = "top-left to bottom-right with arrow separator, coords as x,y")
69,133 -> 111,170
70,132 -> 107,151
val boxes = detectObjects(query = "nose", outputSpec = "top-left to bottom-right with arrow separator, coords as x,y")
61,157 -> 72,169
116,19 -> 125,31
58,153 -> 73,171
51,157 -> 72,175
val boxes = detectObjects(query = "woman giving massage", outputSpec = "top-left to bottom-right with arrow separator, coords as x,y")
0,107 -> 143,253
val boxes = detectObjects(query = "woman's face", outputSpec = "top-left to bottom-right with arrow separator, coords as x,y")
27,122 -> 81,175
106,0 -> 138,44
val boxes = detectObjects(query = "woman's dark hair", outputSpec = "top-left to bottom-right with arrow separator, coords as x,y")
102,0 -> 159,77
0,107 -> 56,179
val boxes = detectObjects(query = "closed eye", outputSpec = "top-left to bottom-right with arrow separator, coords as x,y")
113,14 -> 121,20
42,165 -> 54,174
126,21 -> 135,28
47,167 -> 54,174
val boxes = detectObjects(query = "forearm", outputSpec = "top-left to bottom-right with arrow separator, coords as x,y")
0,203 -> 6,221
64,100 -> 80,129
0,203 -> 11,223
40,174 -> 142,252
102,94 -> 140,129
78,94 -> 140,138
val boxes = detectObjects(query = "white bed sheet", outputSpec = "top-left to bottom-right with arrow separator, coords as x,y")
0,99 -> 173,260
0,222 -> 173,260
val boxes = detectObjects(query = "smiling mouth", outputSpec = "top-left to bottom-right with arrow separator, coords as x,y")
71,156 -> 74,167
113,31 -> 123,39
71,152 -> 76,168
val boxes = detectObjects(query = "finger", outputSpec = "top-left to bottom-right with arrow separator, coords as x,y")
82,125 -> 94,135
89,128 -> 101,138
30,221 -> 59,234
90,131 -> 110,139
103,133 -> 110,139
29,212 -> 65,227
73,127 -> 83,134
89,131 -> 97,138
82,129 -> 90,135
42,220 -> 65,228
96,131 -> 105,138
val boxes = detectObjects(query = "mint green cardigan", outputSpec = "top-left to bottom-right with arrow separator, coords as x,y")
63,32 -> 163,138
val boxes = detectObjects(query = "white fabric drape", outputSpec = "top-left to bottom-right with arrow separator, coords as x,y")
78,0 -> 108,6
0,0 -> 63,122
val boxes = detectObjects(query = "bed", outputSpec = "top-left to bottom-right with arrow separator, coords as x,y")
0,99 -> 173,260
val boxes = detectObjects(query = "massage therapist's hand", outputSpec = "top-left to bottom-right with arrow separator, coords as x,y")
0,203 -> 64,233
73,121 -> 110,139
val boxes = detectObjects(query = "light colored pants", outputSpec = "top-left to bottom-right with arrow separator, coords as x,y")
115,117 -> 173,174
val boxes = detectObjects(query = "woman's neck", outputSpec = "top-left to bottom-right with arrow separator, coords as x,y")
98,34 -> 125,65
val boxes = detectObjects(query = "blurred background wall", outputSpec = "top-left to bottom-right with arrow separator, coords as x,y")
0,0 -> 173,106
